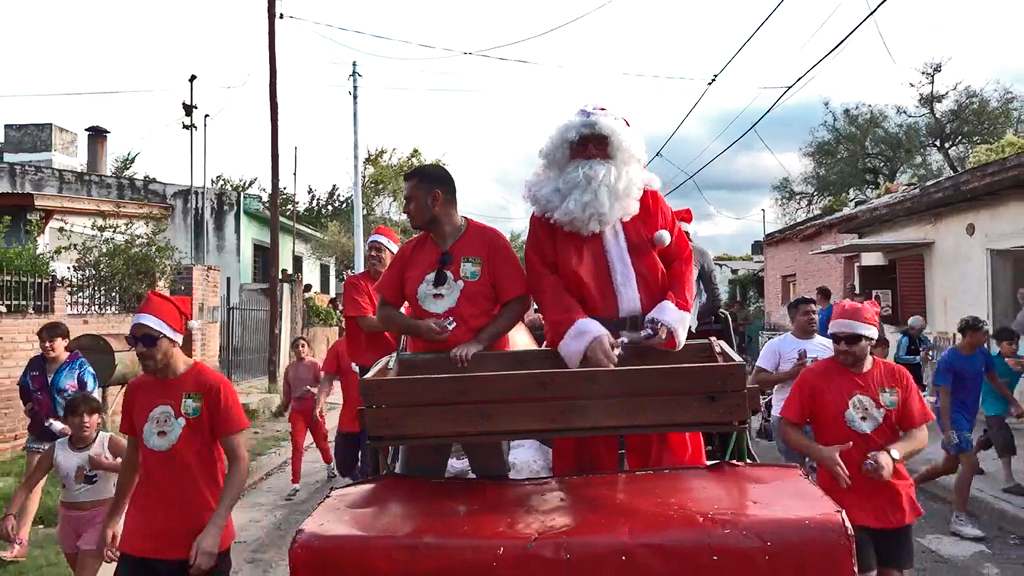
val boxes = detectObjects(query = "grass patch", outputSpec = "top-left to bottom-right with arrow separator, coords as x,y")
249,429 -> 290,461
0,529 -> 69,575
0,453 -> 60,528
0,457 -> 67,575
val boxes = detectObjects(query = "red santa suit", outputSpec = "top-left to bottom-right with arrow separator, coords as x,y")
524,105 -> 707,476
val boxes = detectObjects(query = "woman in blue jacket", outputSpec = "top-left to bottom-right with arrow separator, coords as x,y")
1,321 -> 98,562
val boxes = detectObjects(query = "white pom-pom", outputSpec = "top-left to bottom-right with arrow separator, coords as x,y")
653,229 -> 672,248
187,319 -> 201,331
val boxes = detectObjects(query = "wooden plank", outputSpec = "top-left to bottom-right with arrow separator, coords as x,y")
393,339 -> 720,377
367,424 -> 747,447
364,392 -> 748,439
361,362 -> 746,407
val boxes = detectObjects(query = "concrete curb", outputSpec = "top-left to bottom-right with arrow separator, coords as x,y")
244,405 -> 341,492
905,459 -> 1024,537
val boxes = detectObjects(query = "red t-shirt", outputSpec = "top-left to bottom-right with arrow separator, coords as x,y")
375,218 -> 528,354
322,337 -> 363,433
781,357 -> 934,529
119,362 -> 250,559
343,270 -> 398,367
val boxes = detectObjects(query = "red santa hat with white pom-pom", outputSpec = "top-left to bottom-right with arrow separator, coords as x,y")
366,225 -> 401,254
652,208 -> 695,248
828,299 -> 881,340
132,290 -> 199,345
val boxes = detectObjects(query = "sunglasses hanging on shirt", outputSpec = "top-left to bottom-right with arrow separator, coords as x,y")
433,251 -> 453,288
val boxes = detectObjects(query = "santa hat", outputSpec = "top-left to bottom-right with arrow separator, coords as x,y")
828,299 -> 881,340
674,208 -> 694,232
132,291 -> 199,345
366,225 -> 400,254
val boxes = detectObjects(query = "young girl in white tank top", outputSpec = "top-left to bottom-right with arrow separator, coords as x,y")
1,391 -> 126,576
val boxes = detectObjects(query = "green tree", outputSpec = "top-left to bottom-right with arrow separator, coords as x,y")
308,147 -> 444,272
905,60 -> 1024,174
53,216 -> 183,313
508,229 -> 526,267
715,253 -> 753,262
110,151 -> 141,178
771,61 -> 1023,223
210,174 -> 259,194
968,134 -> 1024,167
0,214 -> 53,276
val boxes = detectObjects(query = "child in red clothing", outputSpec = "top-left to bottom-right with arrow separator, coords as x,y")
276,337 -> 336,501
319,337 -> 371,480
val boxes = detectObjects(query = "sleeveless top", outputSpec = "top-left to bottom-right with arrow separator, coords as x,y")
53,431 -> 118,503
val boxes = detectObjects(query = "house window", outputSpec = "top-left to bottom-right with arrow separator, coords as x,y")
320,263 -> 332,295
252,243 -> 271,284
782,274 -> 797,305
896,256 -> 926,324
292,255 -> 304,280
989,250 -> 1024,329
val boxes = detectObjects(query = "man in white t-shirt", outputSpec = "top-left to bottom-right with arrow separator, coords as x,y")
751,296 -> 834,467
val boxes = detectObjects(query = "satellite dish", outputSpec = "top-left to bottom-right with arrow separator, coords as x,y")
69,334 -> 116,388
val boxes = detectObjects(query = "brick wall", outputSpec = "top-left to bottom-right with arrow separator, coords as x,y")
0,264 -> 221,457
763,226 -> 856,328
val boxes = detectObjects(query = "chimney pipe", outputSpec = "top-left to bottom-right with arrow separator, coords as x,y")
85,126 -> 109,175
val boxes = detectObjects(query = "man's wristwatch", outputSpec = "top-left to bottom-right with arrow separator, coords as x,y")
885,448 -> 901,463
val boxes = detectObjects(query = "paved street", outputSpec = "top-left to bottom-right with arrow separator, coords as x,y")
751,436 -> 1024,574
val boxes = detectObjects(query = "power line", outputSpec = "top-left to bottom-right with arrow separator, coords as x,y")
666,0 -> 890,197
646,0 -> 786,164
463,211 -> 530,221
289,13 -> 706,81
0,82 -> 249,99
800,0 -> 845,50
753,128 -> 791,175
656,155 -> 769,222
682,91 -> 765,171
865,0 -> 897,66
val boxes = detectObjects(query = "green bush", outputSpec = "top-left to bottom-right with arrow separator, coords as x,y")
304,297 -> 339,327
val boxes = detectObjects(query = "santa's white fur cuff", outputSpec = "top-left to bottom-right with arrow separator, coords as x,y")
558,318 -> 610,369
646,300 -> 691,351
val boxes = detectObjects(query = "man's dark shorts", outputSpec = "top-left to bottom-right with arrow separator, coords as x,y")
853,524 -> 914,574
115,548 -> 232,576
977,415 -> 1017,458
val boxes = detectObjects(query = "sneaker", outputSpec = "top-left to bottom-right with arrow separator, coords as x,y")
0,539 -> 28,562
326,464 -> 338,480
1001,482 -> 1024,497
285,484 -> 301,501
950,513 -> 986,540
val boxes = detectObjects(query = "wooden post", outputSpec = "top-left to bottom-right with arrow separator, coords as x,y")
266,0 -> 281,393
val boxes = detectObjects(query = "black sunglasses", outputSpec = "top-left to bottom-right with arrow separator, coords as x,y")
433,251 -> 453,288
125,333 -> 166,349
830,334 -> 868,346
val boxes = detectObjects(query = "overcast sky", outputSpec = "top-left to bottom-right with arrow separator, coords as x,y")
4,0 -> 1023,255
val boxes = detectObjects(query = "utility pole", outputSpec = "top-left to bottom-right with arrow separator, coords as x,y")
761,208 -> 766,239
182,74 -> 198,263
292,146 -> 298,267
266,0 -> 281,394
350,61 -> 364,272
202,113 -> 210,264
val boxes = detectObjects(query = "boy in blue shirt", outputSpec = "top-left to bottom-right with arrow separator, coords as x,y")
913,316 -> 1024,540
974,327 -> 1024,496
894,316 -> 931,393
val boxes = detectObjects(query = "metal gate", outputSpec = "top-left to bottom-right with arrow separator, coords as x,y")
219,294 -> 271,382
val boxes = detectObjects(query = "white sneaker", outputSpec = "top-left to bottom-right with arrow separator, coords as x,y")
285,484 -> 301,501
326,464 -> 338,480
950,513 -> 985,539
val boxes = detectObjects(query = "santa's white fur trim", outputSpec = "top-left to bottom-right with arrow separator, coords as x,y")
646,300 -> 691,351
132,313 -> 184,344
653,229 -> 672,248
602,222 -> 642,317
679,221 -> 690,232
186,319 -> 201,331
828,319 -> 879,340
558,318 -> 610,369
366,234 -> 399,254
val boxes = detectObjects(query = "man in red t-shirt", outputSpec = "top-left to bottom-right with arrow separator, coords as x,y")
780,300 -> 932,576
318,337 -> 371,480
344,225 -> 401,375
376,164 -> 531,479
101,292 -> 250,575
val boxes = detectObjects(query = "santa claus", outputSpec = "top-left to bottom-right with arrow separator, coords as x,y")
524,105 -> 707,475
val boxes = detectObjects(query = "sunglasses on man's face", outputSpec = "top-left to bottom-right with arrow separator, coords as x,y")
126,333 -> 165,349
433,251 -> 453,288
830,334 -> 868,346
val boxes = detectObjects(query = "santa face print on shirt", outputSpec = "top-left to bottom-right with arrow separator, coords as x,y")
416,270 -> 464,314
143,405 -> 187,451
845,394 -> 887,434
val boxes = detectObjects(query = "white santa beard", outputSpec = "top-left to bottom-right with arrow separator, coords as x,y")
525,159 -> 654,235
416,274 -> 463,315
143,422 -> 183,451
